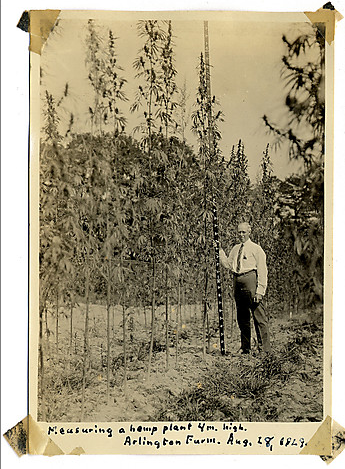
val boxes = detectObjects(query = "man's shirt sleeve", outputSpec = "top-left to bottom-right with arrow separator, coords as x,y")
219,247 -> 232,269
254,245 -> 267,296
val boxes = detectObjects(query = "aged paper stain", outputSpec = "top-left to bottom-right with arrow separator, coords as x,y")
3,415 -> 64,456
17,10 -> 61,54
69,447 -> 86,455
304,4 -> 343,45
3,417 -> 28,456
321,420 -> 345,464
300,415 -> 332,455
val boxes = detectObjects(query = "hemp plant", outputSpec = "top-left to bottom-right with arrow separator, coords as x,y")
191,52 -> 224,356
85,20 -> 128,134
131,20 -> 166,154
39,85 -> 74,419
130,20 -> 169,379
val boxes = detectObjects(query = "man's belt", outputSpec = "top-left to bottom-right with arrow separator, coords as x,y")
233,269 -> 257,278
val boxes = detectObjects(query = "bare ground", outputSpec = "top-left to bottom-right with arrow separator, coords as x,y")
38,303 -> 323,422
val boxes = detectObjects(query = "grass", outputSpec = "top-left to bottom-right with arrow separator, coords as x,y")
155,318 -> 323,422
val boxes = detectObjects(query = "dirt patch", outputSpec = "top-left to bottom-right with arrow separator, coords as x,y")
38,304 -> 323,422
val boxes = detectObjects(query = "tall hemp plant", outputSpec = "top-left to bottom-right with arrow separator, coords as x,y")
102,29 -> 128,133
250,144 -> 278,308
191,52 -> 224,357
157,20 -> 180,368
40,85 -> 74,419
131,20 -> 168,379
230,140 -> 251,229
131,20 -> 167,153
78,133 -> 98,421
85,20 -> 130,402
94,27 -> 128,402
85,19 -> 104,134
80,19 -> 104,419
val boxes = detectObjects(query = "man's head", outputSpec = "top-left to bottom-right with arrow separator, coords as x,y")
237,222 -> 251,244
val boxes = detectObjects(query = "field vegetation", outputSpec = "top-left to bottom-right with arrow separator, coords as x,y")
38,20 -> 325,422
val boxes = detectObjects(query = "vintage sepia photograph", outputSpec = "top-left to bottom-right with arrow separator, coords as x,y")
35,11 -> 327,427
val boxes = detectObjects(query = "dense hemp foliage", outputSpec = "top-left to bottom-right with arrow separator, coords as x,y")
262,23 -> 325,306
38,20 -> 324,421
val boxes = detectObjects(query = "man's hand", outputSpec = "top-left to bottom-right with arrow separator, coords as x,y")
253,293 -> 263,303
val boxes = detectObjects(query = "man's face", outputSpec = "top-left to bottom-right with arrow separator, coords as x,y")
237,223 -> 251,243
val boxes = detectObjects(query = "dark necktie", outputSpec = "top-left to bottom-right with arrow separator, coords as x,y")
236,243 -> 244,273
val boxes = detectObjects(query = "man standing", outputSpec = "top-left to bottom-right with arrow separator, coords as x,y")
219,222 -> 271,354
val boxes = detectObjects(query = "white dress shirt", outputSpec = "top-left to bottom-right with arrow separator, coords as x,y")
219,238 -> 267,296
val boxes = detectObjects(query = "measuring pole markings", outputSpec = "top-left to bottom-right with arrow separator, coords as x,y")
204,20 -> 225,355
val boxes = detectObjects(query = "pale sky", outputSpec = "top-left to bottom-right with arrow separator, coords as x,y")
40,16 -> 314,180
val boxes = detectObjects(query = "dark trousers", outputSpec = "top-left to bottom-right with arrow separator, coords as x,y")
234,271 -> 271,353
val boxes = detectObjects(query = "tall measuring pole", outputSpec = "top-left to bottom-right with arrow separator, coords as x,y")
204,21 -> 226,355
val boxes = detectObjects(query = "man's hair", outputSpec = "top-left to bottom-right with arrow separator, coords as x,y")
237,221 -> 251,231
